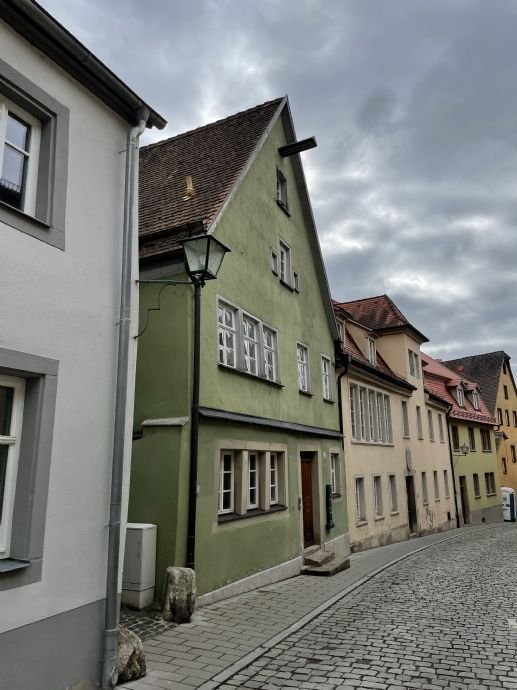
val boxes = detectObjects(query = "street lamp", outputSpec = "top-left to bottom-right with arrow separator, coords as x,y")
180,235 -> 230,571
460,443 -> 469,456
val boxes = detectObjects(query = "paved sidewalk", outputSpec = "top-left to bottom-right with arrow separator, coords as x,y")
121,525 -> 506,690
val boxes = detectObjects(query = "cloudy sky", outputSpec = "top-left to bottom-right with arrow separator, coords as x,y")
41,0 -> 517,364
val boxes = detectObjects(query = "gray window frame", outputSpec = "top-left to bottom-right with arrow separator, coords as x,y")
0,347 -> 58,590
0,57 -> 69,250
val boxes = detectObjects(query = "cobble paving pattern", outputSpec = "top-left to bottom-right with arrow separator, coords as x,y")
217,526 -> 517,689
121,525 -> 515,690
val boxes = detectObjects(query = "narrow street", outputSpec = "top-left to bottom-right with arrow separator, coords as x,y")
124,525 -> 517,690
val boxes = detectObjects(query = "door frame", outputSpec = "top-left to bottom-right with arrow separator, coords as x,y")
459,475 -> 470,525
405,474 -> 417,534
298,446 -> 322,550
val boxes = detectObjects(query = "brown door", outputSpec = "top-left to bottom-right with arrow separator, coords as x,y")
459,475 -> 470,525
405,475 -> 417,534
301,458 -> 314,547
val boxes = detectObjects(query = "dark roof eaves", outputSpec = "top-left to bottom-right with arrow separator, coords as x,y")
350,357 -> 416,392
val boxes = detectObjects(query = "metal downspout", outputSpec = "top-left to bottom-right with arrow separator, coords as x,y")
102,112 -> 148,690
446,405 -> 461,529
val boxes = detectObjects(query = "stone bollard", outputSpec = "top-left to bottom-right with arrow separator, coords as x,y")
162,566 -> 196,623
117,624 -> 146,683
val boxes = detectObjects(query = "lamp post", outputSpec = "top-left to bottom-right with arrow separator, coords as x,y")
180,235 -> 230,570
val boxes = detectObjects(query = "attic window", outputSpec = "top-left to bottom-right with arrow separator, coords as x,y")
367,337 -> 376,366
276,168 -> 288,211
456,387 -> 464,407
471,391 -> 480,410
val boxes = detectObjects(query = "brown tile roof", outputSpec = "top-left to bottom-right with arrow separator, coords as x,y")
138,98 -> 284,261
335,294 -> 428,343
443,351 -> 508,416
422,352 -> 496,425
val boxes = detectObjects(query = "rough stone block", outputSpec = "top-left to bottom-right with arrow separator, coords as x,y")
117,624 -> 146,683
162,566 -> 196,623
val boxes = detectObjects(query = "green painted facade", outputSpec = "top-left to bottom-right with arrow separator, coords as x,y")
130,107 -> 349,598
449,421 -> 502,524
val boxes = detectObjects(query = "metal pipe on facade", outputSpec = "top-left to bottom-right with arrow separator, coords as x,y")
445,406 -> 461,529
102,111 -> 148,690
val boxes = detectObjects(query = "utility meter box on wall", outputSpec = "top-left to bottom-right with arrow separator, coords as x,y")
122,523 -> 157,609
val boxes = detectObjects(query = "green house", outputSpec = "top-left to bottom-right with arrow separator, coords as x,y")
130,97 -> 349,602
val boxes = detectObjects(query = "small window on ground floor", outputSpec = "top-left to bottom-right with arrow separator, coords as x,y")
389,474 -> 398,513
473,473 -> 481,498
373,475 -> 383,517
355,477 -> 366,522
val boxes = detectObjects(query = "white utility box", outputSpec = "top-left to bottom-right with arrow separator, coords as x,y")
122,523 -> 157,609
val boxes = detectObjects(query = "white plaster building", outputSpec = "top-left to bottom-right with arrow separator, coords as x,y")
0,3 -> 165,688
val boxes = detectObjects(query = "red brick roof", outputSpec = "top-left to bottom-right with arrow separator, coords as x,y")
139,98 -> 284,261
335,294 -> 428,343
422,352 -> 496,425
443,351 -> 509,416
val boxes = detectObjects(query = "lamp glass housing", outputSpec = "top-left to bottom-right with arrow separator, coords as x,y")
460,443 -> 470,455
181,235 -> 230,282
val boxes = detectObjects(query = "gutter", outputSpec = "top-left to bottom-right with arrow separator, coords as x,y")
335,344 -> 349,447
0,0 -> 166,129
102,109 -> 149,690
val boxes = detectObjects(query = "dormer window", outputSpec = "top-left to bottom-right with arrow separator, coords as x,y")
276,168 -> 288,211
471,391 -> 480,410
408,349 -> 420,378
456,387 -> 464,407
367,337 -> 376,365
337,321 -> 345,346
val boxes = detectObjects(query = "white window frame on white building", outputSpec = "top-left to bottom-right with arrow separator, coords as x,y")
401,400 -> 410,438
297,342 -> 310,393
389,474 -> 398,514
428,409 -> 434,441
217,298 -> 280,384
366,337 -> 376,365
349,383 -> 392,444
421,471 -> 428,505
355,476 -> 366,523
444,469 -> 450,498
433,470 -> 440,500
408,349 -> 420,378
438,413 -> 445,442
279,240 -> 292,286
373,474 -> 383,518
0,375 -> 25,559
416,406 -> 423,439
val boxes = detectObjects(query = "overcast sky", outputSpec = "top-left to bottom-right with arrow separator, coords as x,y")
41,0 -> 517,366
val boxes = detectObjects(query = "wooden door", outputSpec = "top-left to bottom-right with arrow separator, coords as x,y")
301,459 -> 314,547
405,475 -> 417,534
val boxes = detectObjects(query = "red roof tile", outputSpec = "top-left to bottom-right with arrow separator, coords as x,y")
139,98 -> 284,260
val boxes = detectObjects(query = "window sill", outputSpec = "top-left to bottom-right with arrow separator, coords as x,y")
374,515 -> 384,521
356,519 -> 368,527
351,440 -> 394,447
279,278 -> 294,292
0,200 -> 50,229
474,495 -> 481,500
390,511 -> 399,516
435,498 -> 440,502
218,504 -> 287,524
299,389 -> 313,397
403,435 -> 411,440
323,398 -> 335,405
218,363 -> 283,388
0,558 -> 31,574
331,492 -> 342,499
486,492 -> 497,496
423,501 -> 429,506
276,200 -> 291,217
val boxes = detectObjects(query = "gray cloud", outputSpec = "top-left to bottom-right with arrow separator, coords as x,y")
40,0 -> 517,366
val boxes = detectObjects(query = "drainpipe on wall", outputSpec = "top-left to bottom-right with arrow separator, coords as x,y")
445,405 -> 461,529
102,109 -> 149,690
335,344 -> 349,449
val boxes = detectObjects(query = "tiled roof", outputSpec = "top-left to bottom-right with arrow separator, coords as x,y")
443,351 -> 507,416
138,98 -> 284,260
422,352 -> 496,425
335,294 -> 428,343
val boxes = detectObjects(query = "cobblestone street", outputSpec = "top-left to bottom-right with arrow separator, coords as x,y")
123,525 -> 517,690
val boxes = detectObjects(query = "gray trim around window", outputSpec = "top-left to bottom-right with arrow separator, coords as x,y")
0,57 -> 69,250
0,347 -> 58,590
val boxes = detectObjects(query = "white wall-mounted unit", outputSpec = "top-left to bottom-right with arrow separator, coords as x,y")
122,523 -> 157,609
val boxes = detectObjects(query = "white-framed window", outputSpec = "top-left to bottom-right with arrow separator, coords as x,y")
321,356 -> 332,400
373,475 -> 383,517
263,326 -> 278,382
279,240 -> 292,285
416,406 -> 423,439
355,477 -> 366,522
408,349 -> 420,378
389,474 -> 398,513
0,100 -> 40,215
349,383 -> 392,444
218,302 -> 237,368
270,452 -> 279,505
276,167 -> 288,210
438,413 -> 445,442
471,391 -> 480,410
242,315 -> 259,376
293,271 -> 300,292
402,401 -> 410,437
218,449 -> 287,517
297,343 -> 310,393
330,452 -> 341,494
427,410 -> 434,441
271,249 -> 278,275
217,299 -> 279,383
337,320 -> 345,345
0,375 -> 25,559
248,452 -> 259,509
421,472 -> 428,504
367,337 -> 376,365
218,452 -> 235,514
497,408 -> 503,425
444,469 -> 450,498
433,470 -> 440,500
456,386 -> 464,407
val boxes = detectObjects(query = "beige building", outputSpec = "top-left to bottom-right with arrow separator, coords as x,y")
334,295 -> 456,551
